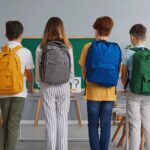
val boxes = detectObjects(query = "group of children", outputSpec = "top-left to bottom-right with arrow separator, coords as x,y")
0,16 -> 149,150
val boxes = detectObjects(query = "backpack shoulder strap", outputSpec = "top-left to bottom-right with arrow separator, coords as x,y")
11,46 -> 23,72
1,45 -> 10,52
11,46 -> 23,71
1,45 -> 22,73
130,47 -> 148,52
48,41 -> 67,48
143,47 -> 150,51
1,45 -> 23,53
95,40 -> 121,51
11,45 -> 23,53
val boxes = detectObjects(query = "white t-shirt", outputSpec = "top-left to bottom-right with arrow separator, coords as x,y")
0,41 -> 35,98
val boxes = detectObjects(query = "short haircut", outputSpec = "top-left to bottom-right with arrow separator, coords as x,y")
93,16 -> 114,36
129,24 -> 146,40
5,21 -> 23,40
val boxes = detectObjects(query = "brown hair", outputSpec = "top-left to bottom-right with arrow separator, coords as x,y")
93,16 -> 114,36
6,21 -> 23,40
40,17 -> 71,49
129,24 -> 146,40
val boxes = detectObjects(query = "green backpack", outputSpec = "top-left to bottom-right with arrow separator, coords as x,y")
130,47 -> 150,95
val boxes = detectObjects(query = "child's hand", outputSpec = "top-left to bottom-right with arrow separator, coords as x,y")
28,88 -> 34,93
121,90 -> 128,93
28,88 -> 39,93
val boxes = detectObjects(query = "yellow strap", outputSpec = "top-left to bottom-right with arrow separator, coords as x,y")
1,45 -> 27,76
1,45 -> 10,52
1,45 -> 23,53
1,45 -> 23,75
11,45 -> 23,53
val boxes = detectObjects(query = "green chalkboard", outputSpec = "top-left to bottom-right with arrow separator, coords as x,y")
22,38 -> 94,88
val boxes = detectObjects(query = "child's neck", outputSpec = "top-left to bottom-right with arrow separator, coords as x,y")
134,41 -> 145,47
9,39 -> 21,43
9,35 -> 22,43
96,35 -> 109,41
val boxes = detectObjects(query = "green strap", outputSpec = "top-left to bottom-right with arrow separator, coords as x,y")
130,47 -> 149,52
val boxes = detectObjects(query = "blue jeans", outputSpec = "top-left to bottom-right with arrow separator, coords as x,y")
87,100 -> 114,150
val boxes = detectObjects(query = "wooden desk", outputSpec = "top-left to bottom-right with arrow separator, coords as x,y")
33,89 -> 84,127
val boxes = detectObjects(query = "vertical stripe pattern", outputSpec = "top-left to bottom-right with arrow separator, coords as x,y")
41,82 -> 70,150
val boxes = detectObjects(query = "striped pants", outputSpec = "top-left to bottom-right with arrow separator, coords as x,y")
41,83 -> 70,150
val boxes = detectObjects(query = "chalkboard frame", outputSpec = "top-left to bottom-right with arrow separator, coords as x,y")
22,37 -> 94,89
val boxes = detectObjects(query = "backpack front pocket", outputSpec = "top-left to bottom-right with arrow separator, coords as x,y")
142,73 -> 150,93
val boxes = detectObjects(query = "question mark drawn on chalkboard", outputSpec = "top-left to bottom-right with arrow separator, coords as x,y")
74,79 -> 79,88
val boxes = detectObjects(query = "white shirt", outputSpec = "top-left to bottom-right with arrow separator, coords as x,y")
0,41 -> 35,98
36,44 -> 75,86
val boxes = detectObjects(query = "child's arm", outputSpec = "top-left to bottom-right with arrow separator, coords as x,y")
79,44 -> 91,80
26,69 -> 34,93
35,46 -> 42,83
121,64 -> 128,86
81,67 -> 86,79
69,48 -> 75,82
25,49 -> 35,92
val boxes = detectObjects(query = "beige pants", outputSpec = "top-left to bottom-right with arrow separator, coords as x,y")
127,92 -> 150,150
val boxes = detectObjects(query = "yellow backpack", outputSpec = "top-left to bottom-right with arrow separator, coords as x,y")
0,45 -> 24,95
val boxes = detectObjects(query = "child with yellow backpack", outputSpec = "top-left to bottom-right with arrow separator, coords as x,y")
0,21 -> 34,150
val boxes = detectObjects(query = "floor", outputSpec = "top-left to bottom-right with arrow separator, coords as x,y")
16,141 -> 124,150
16,123 -> 125,150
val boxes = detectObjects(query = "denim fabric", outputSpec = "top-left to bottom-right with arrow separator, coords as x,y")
87,100 -> 114,150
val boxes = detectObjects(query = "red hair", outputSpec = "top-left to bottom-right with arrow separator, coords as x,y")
93,16 -> 114,36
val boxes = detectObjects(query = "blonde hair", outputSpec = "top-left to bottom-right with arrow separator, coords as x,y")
40,17 -> 71,49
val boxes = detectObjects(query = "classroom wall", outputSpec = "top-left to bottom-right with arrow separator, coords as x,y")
0,0 -> 149,120
1,0 -> 150,47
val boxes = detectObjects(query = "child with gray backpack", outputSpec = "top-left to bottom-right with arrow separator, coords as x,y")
36,17 -> 74,150
121,24 -> 150,150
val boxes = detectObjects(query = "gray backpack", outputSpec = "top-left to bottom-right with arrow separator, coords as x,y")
39,41 -> 71,84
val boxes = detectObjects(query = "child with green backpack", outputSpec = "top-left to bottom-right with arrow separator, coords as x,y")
121,24 -> 150,150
